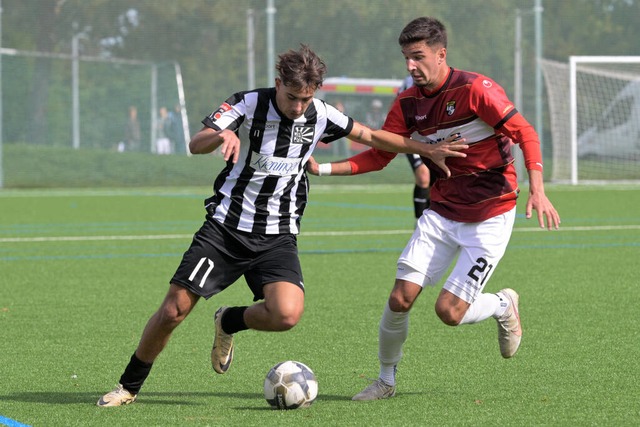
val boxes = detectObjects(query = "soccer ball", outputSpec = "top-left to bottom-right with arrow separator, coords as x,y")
263,360 -> 318,409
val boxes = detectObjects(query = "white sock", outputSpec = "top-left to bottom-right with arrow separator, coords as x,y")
378,302 -> 409,386
494,291 -> 510,317
459,292 -> 507,325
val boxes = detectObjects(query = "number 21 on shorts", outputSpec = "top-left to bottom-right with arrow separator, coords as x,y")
467,257 -> 494,286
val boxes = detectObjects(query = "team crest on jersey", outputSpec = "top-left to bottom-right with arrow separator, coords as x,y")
446,101 -> 456,116
211,102 -> 232,121
291,124 -> 315,145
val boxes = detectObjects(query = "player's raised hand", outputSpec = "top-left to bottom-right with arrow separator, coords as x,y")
219,130 -> 241,163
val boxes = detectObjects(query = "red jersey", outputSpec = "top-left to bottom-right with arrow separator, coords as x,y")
351,68 -> 542,223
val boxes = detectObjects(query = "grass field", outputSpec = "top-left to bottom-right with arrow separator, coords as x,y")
1,184 -> 639,426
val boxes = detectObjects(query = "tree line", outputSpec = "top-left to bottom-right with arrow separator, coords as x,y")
2,0 -> 639,146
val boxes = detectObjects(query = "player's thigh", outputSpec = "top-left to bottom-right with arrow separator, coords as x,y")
397,210 -> 458,286
171,219 -> 248,299
444,208 -> 516,303
244,234 -> 304,302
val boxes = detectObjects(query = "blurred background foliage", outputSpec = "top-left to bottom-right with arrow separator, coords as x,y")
3,0 -> 639,137
1,0 -> 639,187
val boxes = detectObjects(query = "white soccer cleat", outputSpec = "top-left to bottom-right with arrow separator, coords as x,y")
211,306 -> 234,374
97,384 -> 137,407
352,379 -> 396,401
496,288 -> 522,358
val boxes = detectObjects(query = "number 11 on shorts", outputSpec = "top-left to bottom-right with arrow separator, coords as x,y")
189,257 -> 215,288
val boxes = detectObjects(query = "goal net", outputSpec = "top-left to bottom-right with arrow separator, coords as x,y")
1,48 -> 189,155
541,56 -> 640,184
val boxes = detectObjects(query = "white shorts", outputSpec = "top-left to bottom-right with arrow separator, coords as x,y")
156,137 -> 171,154
396,207 -> 516,303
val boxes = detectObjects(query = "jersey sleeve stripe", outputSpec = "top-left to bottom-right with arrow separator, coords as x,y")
493,108 -> 518,130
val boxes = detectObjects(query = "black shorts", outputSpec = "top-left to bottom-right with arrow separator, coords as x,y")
171,218 -> 304,301
405,153 -> 424,171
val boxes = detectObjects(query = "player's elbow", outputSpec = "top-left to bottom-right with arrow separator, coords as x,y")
188,140 -> 202,154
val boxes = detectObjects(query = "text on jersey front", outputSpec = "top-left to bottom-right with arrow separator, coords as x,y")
250,150 -> 301,176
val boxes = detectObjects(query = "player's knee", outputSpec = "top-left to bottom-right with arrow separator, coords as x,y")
434,302 -> 463,326
156,284 -> 197,327
388,294 -> 413,312
274,310 -> 302,331
416,177 -> 429,188
267,302 -> 304,331
156,305 -> 185,328
415,166 -> 430,187
157,299 -> 192,327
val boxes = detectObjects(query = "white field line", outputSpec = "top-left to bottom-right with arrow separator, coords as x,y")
1,224 -> 639,243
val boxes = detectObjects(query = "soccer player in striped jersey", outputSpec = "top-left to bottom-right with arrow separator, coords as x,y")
97,44 -> 467,407
309,17 -> 561,401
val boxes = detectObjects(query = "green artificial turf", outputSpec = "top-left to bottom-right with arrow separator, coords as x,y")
1,185 -> 638,426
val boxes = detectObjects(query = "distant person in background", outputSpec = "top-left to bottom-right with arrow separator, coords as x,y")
169,104 -> 186,154
156,106 -> 172,155
399,75 -> 432,219
365,98 -> 386,129
123,105 -> 141,152
358,98 -> 388,154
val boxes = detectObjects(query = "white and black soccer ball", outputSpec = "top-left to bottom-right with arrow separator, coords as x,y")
263,360 -> 318,409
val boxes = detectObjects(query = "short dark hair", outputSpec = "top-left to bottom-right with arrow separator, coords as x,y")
398,17 -> 447,49
276,44 -> 327,91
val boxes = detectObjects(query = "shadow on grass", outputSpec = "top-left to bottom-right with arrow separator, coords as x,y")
0,390 -> 378,406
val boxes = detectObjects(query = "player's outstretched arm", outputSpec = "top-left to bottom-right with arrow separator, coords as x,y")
307,154 -> 354,176
309,128 -> 466,178
347,123 -> 468,177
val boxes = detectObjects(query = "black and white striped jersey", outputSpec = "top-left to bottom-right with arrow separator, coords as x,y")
201,87 -> 353,235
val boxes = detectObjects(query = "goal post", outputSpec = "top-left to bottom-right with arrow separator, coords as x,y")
542,56 -> 640,184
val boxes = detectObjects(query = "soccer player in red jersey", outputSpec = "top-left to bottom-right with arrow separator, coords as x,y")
309,17 -> 561,400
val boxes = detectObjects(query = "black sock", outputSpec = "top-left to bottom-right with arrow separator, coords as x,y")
221,306 -> 249,334
119,353 -> 153,395
413,185 -> 431,218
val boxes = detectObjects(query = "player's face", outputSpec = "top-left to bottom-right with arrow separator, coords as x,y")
402,41 -> 447,91
275,78 -> 316,120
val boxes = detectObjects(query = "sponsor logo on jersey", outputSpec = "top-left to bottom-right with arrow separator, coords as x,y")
291,124 -> 315,144
482,79 -> 492,88
414,114 -> 428,121
446,101 -> 456,116
250,151 -> 301,176
211,102 -> 232,121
